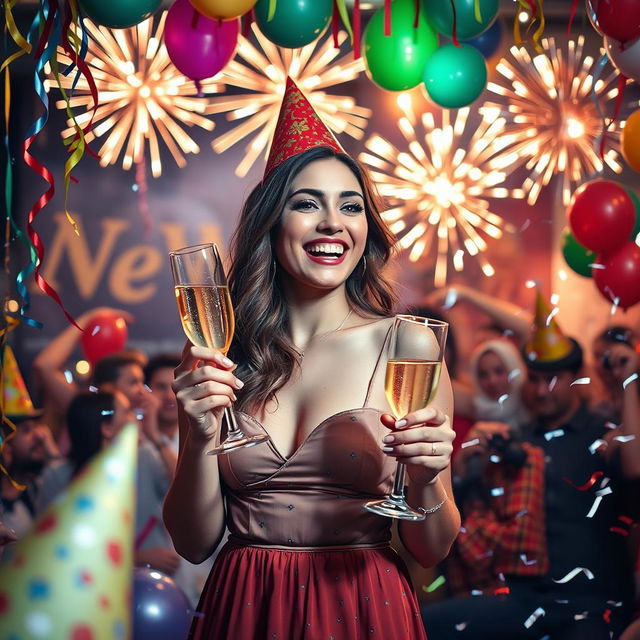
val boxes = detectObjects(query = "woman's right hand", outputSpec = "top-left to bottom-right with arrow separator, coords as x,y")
172,343 -> 244,443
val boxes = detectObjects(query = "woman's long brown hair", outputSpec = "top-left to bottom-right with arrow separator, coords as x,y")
228,146 -> 397,414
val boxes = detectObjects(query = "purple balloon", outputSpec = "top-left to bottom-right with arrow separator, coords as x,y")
165,0 -> 238,80
133,567 -> 192,640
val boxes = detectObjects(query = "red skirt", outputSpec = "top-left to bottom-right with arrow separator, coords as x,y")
190,541 -> 428,640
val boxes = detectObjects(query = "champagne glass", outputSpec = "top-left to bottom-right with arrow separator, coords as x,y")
365,315 -> 448,521
169,243 -> 269,455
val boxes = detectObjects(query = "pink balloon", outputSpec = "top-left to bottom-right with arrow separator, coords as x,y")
165,0 -> 238,81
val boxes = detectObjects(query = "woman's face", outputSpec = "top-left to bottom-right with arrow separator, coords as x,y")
477,350 -> 511,400
274,157 -> 368,294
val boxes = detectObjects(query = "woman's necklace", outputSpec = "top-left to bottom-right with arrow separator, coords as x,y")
296,308 -> 353,360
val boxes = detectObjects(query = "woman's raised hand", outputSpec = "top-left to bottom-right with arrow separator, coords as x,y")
172,343 -> 244,443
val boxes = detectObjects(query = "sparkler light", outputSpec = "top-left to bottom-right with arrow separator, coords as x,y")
209,24 -> 370,177
51,13 -> 223,177
359,93 -> 524,286
483,36 -> 625,206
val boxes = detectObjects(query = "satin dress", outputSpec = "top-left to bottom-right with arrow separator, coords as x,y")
190,331 -> 428,640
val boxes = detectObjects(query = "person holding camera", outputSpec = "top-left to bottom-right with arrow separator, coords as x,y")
423,294 -> 638,640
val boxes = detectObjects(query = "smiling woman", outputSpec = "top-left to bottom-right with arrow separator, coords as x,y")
163,77 -> 460,640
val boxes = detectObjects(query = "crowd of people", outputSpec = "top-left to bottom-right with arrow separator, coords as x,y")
1,77 -> 639,638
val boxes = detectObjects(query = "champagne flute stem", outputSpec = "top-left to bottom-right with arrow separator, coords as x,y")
223,407 -> 244,441
390,461 -> 407,501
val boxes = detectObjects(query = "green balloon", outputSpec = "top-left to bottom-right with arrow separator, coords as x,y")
364,0 -> 438,92
79,0 -> 161,28
624,187 -> 640,239
562,230 -> 596,278
254,0 -> 332,49
423,0 -> 499,40
423,43 -> 487,108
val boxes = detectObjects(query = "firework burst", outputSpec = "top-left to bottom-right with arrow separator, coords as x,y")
359,93 -> 524,287
482,36 -> 625,205
209,24 -> 370,177
51,13 -> 223,177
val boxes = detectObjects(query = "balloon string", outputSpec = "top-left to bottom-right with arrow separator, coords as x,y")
267,0 -> 276,22
353,0 -> 361,59
474,0 -> 482,23
566,0 -> 579,37
414,0 -> 420,29
242,9 -> 254,37
600,74 -> 627,160
332,0 -> 339,47
334,0 -> 353,46
135,516 -> 159,550
449,0 -> 460,46
384,0 -> 391,36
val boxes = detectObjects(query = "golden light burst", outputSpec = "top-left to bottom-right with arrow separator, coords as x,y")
359,93 -> 524,287
482,36 -> 625,206
51,13 -> 223,177
209,24 -> 370,177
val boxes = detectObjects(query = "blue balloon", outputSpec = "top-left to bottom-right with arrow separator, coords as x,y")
463,19 -> 503,58
133,568 -> 192,640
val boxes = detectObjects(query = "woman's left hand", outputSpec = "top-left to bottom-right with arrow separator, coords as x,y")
380,408 -> 455,487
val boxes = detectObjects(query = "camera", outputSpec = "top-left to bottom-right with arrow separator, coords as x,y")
486,432 -> 528,469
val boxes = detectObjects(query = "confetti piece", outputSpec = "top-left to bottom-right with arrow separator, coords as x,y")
548,376 -> 558,391
574,612 -> 589,621
613,434 -> 636,443
555,600 -> 569,604
515,509 -> 528,518
494,586 -> 510,595
455,622 -> 468,631
144,384 -> 153,392
520,554 -> 537,566
589,439 -> 607,454
564,471 -> 603,491
590,263 -> 606,270
424,575 -> 446,593
64,370 -> 74,384
498,573 -> 505,582
544,429 -> 565,441
508,368 -> 521,382
498,394 -> 509,405
524,607 -> 545,629
471,590 -> 483,596
459,526 -> 467,533
604,422 -> 619,430
520,219 -> 531,231
553,567 -> 594,583
623,373 -> 639,389
491,487 -> 504,497
610,527 -> 629,536
603,609 -> 612,623
570,377 -> 591,386
442,289 -> 459,310
489,454 -> 501,463
595,486 -> 612,497
545,307 -> 559,326
461,438 -> 480,449
91,326 -> 100,336
89,385 -> 98,393
100,410 -> 115,416
586,496 -> 603,518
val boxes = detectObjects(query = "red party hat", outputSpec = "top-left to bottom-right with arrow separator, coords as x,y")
264,77 -> 345,179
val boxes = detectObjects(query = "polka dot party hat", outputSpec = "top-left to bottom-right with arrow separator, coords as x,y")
0,423 -> 138,640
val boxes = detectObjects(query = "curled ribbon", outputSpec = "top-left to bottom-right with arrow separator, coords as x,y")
563,470 -> 603,491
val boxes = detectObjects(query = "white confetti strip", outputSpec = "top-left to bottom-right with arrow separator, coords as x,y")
570,377 -> 591,386
91,325 -> 101,336
489,454 -> 501,463
586,496 -> 603,518
442,288 -> 459,310
589,439 -> 607,454
524,607 -> 545,629
508,368 -> 521,382
623,373 -> 639,389
545,307 -> 559,326
63,370 -> 73,383
553,567 -> 594,583
595,486 -> 612,497
574,611 -> 589,621
491,487 -> 505,497
520,554 -> 538,566
461,438 -> 480,449
455,622 -> 468,631
544,429 -> 565,441
515,509 -> 529,518
471,590 -> 483,596
613,434 -> 636,443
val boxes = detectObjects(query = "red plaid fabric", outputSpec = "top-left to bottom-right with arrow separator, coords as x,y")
447,443 -> 548,596
263,77 -> 344,179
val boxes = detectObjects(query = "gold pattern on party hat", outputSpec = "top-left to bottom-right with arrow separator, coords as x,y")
1,345 -> 39,418
263,76 -> 345,179
524,291 -> 574,363
0,424 -> 138,640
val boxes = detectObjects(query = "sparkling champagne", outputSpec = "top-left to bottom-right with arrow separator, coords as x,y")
384,360 -> 442,418
175,285 -> 234,354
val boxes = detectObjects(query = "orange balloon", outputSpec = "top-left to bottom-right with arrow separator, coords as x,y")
622,108 -> 640,172
189,0 -> 256,20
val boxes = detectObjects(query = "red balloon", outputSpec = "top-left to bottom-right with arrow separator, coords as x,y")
593,242 -> 640,310
567,179 -> 635,253
81,313 -> 129,363
595,0 -> 640,43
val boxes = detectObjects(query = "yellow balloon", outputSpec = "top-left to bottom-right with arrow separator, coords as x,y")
622,108 -> 640,172
189,0 -> 256,20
